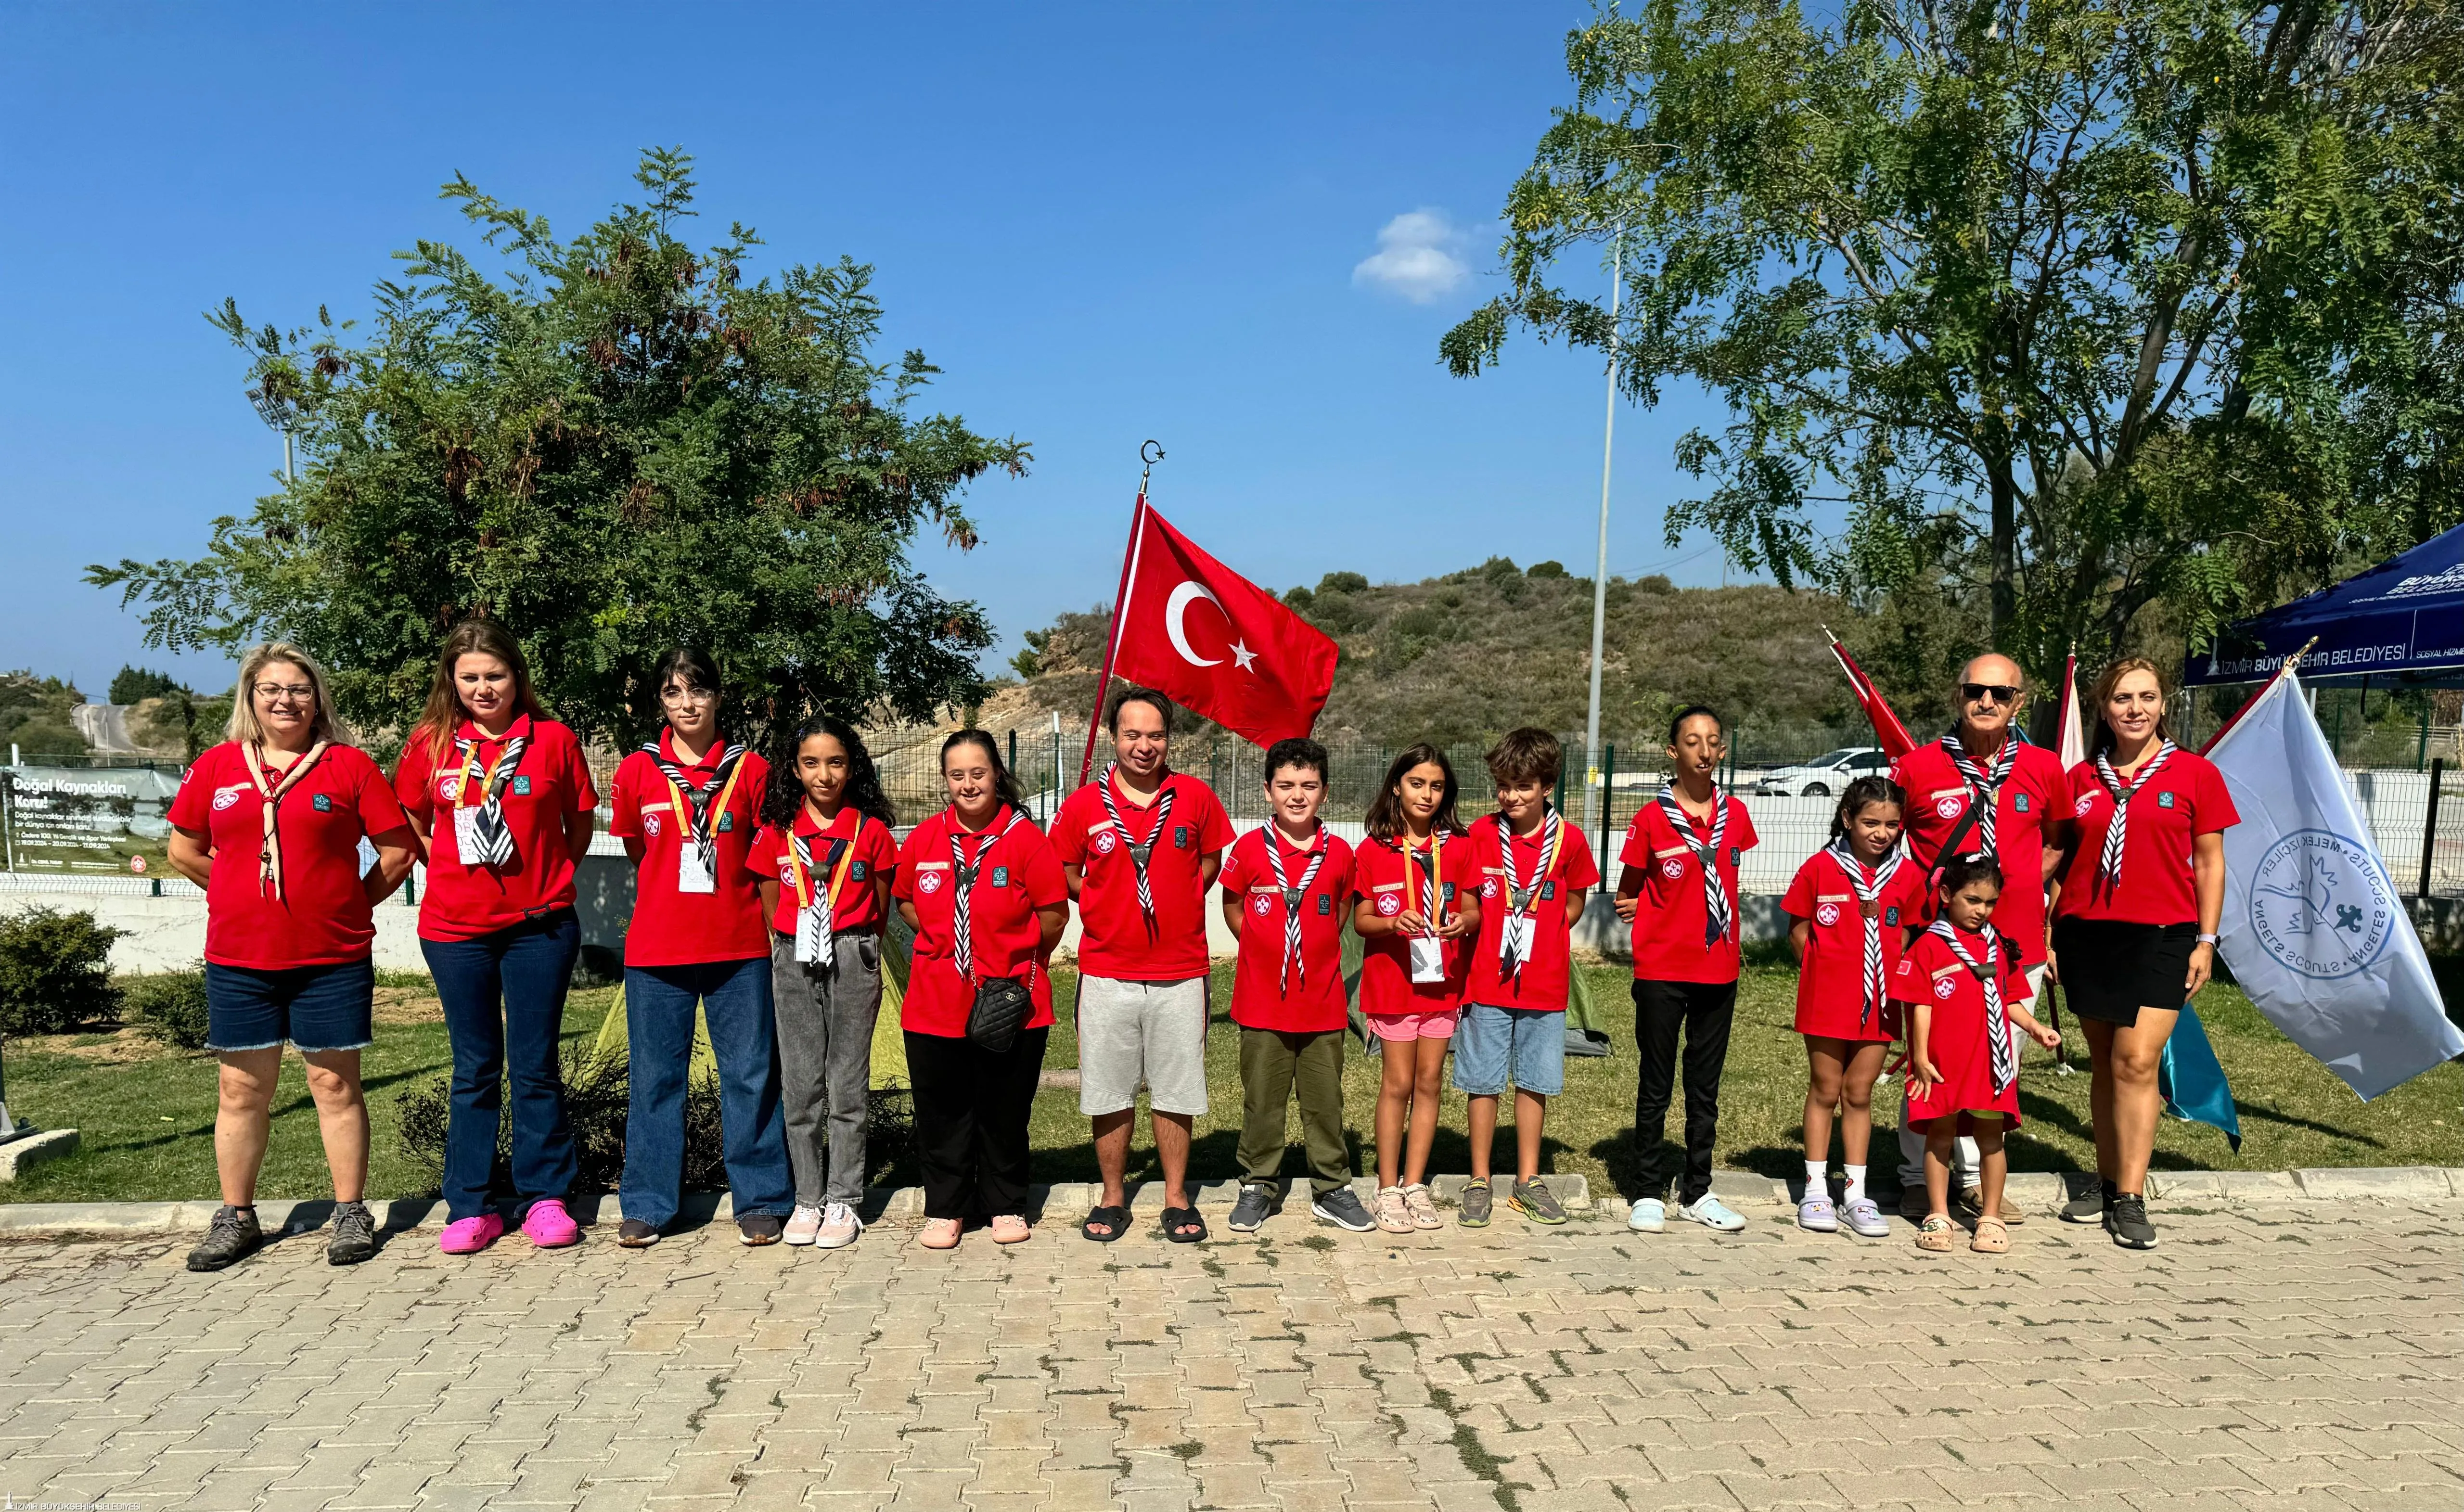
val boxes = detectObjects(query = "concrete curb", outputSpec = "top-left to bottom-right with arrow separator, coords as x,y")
3,1166 -> 2458,1237
0,1128 -> 79,1181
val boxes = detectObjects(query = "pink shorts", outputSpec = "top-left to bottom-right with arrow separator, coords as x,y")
1366,1007 -> 1459,1042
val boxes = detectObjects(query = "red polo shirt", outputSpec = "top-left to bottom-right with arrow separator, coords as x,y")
608,733 -> 770,968
1891,736 -> 2067,966
2055,750 -> 2240,925
393,714 -> 599,942
1052,769 -> 1233,982
1619,795 -> 1758,985
1219,824 -> 1355,1032
1351,831 -> 1476,1014
1781,848 -> 1927,1037
894,806 -> 1067,1038
168,742 -> 411,971
744,807 -> 898,935
1463,815 -> 1600,1012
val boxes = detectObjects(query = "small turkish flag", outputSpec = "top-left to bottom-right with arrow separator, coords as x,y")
1826,632 -> 1916,760
1106,501 -> 1338,750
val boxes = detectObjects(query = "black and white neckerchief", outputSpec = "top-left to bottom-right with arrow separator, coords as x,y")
1925,919 -> 2017,1096
1259,823 -> 1329,993
647,736 -> 749,883
787,815 -> 855,967
1939,726 -> 2022,855
1489,808 -> 1563,981
451,723 -> 531,868
2092,740 -> 2177,894
948,806 -> 1023,983
1098,765 -> 1176,932
1827,838 -> 1905,1032
1654,785 -> 1733,947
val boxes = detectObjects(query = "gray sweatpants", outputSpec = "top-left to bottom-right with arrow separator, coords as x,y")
770,930 -> 883,1207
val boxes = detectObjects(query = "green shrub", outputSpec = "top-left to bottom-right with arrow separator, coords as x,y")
0,908 -> 124,1035
123,970 -> 211,1051
393,1049 -> 917,1196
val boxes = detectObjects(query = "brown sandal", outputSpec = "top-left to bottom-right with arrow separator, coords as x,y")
1915,1215 -> 1958,1253
1970,1216 -> 2010,1254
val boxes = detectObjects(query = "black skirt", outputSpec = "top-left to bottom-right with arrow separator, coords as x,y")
2051,917 -> 2197,1027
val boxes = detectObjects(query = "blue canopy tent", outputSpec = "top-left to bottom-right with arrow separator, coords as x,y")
2188,521 -> 2464,689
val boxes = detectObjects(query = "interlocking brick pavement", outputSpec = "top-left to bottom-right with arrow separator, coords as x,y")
3,1197 -> 2461,1512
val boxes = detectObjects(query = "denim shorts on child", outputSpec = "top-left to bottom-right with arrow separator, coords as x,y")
1450,1003 -> 1566,1096
204,958 -> 376,1053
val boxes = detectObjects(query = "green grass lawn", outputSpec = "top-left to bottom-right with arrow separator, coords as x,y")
6,961 -> 2458,1205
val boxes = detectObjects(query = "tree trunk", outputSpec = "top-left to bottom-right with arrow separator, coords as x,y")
1989,459 -> 2017,645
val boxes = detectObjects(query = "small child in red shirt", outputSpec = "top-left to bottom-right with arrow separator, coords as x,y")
1892,853 -> 2061,1255
1781,776 -> 1925,1239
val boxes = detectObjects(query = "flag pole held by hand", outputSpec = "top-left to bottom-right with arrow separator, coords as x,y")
1079,441 -> 1164,789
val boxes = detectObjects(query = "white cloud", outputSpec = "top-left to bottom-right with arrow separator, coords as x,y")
1352,208 -> 1471,304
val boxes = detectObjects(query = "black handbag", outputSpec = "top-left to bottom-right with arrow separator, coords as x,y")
967,974 -> 1034,1054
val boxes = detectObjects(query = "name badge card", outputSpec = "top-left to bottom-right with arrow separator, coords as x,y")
1499,913 -> 1535,970
1410,935 -> 1448,984
452,806 -> 484,862
677,842 -> 716,895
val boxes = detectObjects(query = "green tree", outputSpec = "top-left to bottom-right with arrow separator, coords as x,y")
107,666 -> 183,705
1444,0 -> 2464,685
91,148 -> 1028,745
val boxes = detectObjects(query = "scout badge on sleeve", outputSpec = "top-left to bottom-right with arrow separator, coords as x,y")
1489,807 -> 1562,982
1098,765 -> 1176,932
243,741 -> 332,900
1927,919 -> 2017,1095
2091,740 -> 2176,895
452,725 -> 531,868
1653,785 -> 1733,946
1260,822 -> 1331,993
648,741 -> 749,895
1406,837 -> 1447,984
1827,838 -> 1905,1032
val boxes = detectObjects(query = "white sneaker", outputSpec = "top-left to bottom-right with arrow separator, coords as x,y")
783,1204 -> 824,1246
1627,1198 -> 1666,1233
814,1202 -> 863,1250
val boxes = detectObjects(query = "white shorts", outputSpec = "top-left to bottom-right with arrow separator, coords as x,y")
1075,975 -> 1210,1117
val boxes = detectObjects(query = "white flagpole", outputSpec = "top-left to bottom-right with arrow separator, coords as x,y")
1582,223 -> 1624,836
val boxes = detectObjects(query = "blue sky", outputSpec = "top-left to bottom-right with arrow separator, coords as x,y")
0,2 -> 1742,700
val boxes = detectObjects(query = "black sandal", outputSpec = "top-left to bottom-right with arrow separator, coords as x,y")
1081,1204 -> 1131,1243
1162,1206 -> 1208,1244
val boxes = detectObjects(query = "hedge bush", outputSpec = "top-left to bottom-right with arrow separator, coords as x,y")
123,970 -> 212,1051
0,907 -> 124,1036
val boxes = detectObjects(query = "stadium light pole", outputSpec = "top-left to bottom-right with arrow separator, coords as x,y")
1581,225 -> 1624,834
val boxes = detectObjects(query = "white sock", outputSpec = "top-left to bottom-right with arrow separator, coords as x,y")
1805,1159 -> 1828,1196
1844,1165 -> 1868,1204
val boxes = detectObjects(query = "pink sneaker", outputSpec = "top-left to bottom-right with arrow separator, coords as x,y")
438,1213 -> 504,1255
521,1199 -> 580,1248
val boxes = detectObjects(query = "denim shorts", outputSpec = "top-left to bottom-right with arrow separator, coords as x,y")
205,958 -> 376,1053
1450,1003 -> 1566,1096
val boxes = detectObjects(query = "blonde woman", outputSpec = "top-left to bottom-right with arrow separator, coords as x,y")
166,643 -> 419,1272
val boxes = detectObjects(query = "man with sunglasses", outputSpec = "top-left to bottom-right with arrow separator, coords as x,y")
1886,654 -> 2069,1221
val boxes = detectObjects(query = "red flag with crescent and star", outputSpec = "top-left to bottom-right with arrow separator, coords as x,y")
1081,497 -> 1338,781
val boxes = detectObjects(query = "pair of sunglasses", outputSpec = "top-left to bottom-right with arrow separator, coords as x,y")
1961,682 -> 2021,705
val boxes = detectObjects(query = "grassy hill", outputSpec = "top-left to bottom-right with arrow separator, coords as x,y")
0,672 -> 91,759
995,557 -> 1893,759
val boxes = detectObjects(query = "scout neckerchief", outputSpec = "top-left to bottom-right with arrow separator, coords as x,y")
1259,821 -> 1330,993
645,730 -> 749,886
1826,837 -> 1904,1032
1098,764 -> 1176,932
786,804 -> 861,967
243,740 -> 332,900
2091,739 -> 2177,896
1654,784 -> 1733,947
1400,830 -> 1446,930
1489,807 -> 1563,983
948,805 -> 1025,983
451,716 -> 531,868
1939,725 -> 2022,856
1926,919 -> 2017,1097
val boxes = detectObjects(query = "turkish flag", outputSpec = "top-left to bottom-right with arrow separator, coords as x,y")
1105,501 -> 1338,750
1826,633 -> 1916,760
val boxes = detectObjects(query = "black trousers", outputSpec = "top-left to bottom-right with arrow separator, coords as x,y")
905,1026 -> 1049,1222
1631,978 -> 1737,1205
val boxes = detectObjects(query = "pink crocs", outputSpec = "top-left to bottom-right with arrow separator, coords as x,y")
521,1199 -> 580,1248
438,1213 -> 504,1255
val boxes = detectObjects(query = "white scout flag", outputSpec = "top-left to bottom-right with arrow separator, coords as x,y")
2207,667 -> 2464,1099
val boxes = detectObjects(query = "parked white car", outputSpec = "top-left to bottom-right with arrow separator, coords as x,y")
1750,746 -> 1890,797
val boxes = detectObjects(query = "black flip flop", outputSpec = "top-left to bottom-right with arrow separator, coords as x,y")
1081,1204 -> 1131,1243
1161,1206 -> 1208,1244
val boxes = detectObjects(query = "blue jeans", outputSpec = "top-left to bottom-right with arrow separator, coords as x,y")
422,910 -> 581,1222
620,957 -> 794,1228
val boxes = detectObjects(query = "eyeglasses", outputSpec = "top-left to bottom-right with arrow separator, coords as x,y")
658,686 -> 717,705
1960,683 -> 2021,705
253,683 -> 315,702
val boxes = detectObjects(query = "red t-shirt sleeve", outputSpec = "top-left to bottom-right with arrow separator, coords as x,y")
892,830 -> 924,901
353,755 -> 412,837
1561,825 -> 1601,892
1195,787 -> 1235,854
566,734 -> 600,811
607,758 -> 645,839
1731,802 -> 1759,853
1051,790 -> 1091,866
742,824 -> 783,883
1218,839 -> 1256,899
1617,809 -> 1652,872
1020,833 -> 1068,910
167,752 -> 219,831
1781,855 -> 1817,918
394,743 -> 436,824
862,820 -> 898,882
2000,952 -> 2035,1004
2193,759 -> 2241,834
1889,939 -> 1930,1004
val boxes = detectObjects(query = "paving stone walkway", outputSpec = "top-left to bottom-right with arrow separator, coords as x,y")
3,1196 -> 2461,1512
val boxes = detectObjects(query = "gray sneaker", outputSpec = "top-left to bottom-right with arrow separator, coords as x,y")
186,1205 -> 263,1272
2060,1180 -> 2115,1224
327,1201 -> 377,1266
1228,1183 -> 1277,1232
1311,1187 -> 1376,1232
1509,1179 -> 1568,1225
1459,1181 -> 1495,1228
2105,1192 -> 2158,1250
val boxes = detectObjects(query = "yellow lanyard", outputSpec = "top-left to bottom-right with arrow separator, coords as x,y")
1402,833 -> 1444,927
454,737 -> 514,809
786,806 -> 860,917
664,752 -> 747,838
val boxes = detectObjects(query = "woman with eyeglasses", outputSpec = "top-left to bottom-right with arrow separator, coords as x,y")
605,648 -> 794,1248
2046,657 -> 2237,1251
167,643 -> 419,1273
393,620 -> 599,1256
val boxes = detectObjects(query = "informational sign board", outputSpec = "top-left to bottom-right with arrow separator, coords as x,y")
0,765 -> 180,874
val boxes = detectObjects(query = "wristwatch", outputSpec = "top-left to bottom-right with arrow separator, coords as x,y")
2194,933 -> 2219,945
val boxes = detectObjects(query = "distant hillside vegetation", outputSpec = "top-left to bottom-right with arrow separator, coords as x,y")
995,557 -> 1912,758
0,672 -> 91,758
